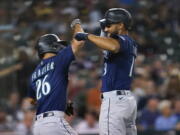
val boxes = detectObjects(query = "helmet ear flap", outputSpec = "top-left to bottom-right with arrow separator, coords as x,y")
52,42 -> 66,52
55,40 -> 69,51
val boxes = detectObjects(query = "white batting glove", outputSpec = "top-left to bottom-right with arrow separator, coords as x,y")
71,19 -> 81,29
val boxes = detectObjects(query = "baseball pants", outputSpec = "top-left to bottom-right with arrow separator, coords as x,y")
33,111 -> 77,135
99,90 -> 137,135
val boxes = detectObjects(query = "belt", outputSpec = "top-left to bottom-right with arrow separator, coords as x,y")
101,90 -> 131,99
35,111 -> 64,121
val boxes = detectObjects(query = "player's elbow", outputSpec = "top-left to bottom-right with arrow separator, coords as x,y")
111,44 -> 120,53
108,38 -> 120,53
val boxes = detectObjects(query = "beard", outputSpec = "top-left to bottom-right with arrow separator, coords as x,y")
112,29 -> 119,35
107,29 -> 120,37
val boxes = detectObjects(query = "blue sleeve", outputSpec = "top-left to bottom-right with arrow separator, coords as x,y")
139,113 -> 147,128
118,35 -> 131,53
111,34 -> 137,56
55,45 -> 75,69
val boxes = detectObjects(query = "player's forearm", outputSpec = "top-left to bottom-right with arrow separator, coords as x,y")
72,24 -> 85,55
71,19 -> 85,55
71,39 -> 84,54
88,34 -> 120,53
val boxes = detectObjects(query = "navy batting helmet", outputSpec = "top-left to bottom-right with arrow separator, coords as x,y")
36,34 -> 68,59
100,8 -> 132,30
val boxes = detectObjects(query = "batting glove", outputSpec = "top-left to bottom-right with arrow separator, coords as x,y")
65,101 -> 74,116
74,32 -> 89,41
71,18 -> 81,28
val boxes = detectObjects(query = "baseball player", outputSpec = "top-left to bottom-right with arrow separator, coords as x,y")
74,8 -> 138,135
27,21 -> 84,135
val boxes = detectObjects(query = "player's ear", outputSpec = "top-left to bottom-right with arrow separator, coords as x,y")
118,23 -> 124,30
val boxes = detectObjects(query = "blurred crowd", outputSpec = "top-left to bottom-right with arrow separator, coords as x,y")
0,0 -> 180,135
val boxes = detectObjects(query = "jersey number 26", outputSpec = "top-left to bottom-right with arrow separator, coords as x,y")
36,75 -> 51,100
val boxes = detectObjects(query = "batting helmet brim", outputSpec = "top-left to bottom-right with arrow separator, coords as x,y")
56,40 -> 68,46
99,18 -> 118,30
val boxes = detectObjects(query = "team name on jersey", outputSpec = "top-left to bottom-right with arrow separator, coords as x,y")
32,62 -> 55,81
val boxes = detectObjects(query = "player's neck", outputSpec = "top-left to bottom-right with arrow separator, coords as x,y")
118,30 -> 128,35
43,53 -> 56,59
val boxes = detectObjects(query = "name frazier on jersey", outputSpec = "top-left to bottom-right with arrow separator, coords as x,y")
31,61 -> 55,81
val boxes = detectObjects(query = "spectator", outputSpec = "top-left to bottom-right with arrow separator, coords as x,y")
174,99 -> 180,121
74,110 -> 99,134
16,49 -> 36,99
165,75 -> 180,100
15,110 -> 35,135
138,97 -> 160,130
150,60 -> 165,86
132,75 -> 146,97
5,92 -> 20,122
16,98 -> 35,122
174,99 -> 180,131
155,100 -> 178,131
0,107 -> 14,132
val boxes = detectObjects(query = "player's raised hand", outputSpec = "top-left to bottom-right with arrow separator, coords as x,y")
71,19 -> 81,29
71,19 -> 84,33
72,38 -> 84,46
71,19 -> 86,55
